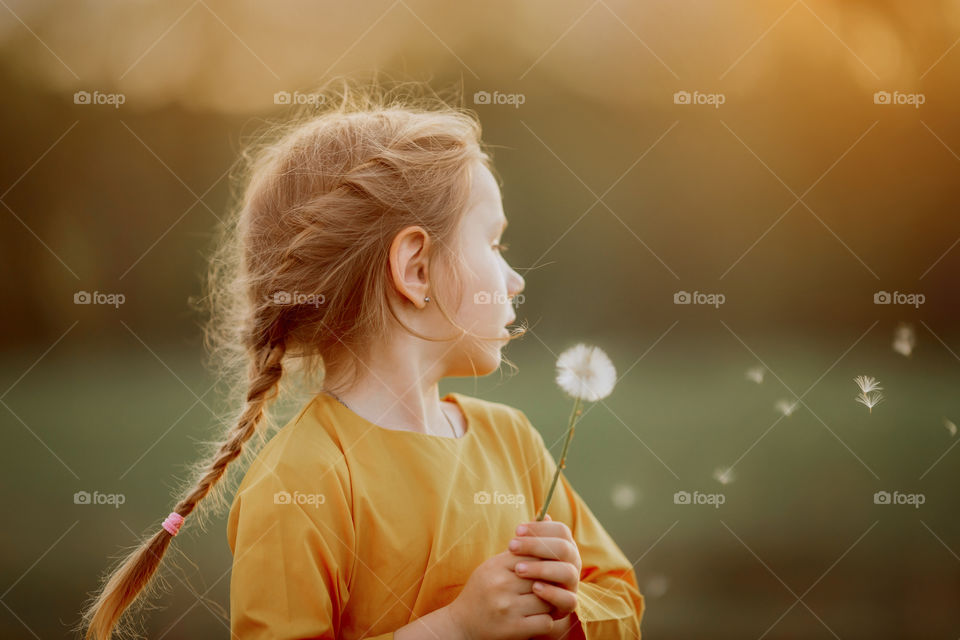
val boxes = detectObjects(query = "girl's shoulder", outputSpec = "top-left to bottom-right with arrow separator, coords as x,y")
226,396 -> 353,554
233,395 -> 349,497
451,391 -> 544,450
447,390 -> 515,418
446,391 -> 513,425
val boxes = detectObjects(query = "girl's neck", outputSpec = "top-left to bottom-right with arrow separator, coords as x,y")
323,333 -> 461,437
324,376 -> 457,437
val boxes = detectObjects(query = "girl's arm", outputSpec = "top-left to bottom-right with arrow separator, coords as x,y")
227,452 -> 395,640
392,605 -> 463,640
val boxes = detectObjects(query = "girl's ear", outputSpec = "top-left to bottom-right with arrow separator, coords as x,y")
389,225 -> 432,309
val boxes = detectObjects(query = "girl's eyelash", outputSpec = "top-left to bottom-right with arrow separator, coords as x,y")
493,242 -> 509,253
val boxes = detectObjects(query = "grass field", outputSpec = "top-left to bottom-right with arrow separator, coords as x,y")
2,326 -> 958,638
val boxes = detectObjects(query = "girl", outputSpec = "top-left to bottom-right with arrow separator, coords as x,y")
82,80 -> 644,640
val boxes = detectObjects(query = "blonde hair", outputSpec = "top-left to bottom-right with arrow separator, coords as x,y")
80,76 -> 527,639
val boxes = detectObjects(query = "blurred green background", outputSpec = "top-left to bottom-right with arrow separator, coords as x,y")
1,0 -> 959,637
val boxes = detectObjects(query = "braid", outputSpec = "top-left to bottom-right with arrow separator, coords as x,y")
80,340 -> 286,640
171,341 -> 285,520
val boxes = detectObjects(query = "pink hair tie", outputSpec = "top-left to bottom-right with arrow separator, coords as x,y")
162,512 -> 185,536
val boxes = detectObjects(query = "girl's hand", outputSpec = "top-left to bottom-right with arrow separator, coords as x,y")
508,514 -> 582,620
445,549 -> 556,640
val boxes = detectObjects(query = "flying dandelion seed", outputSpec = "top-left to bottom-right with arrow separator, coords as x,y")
745,366 -> 765,384
775,398 -> 799,417
713,466 -> 735,485
892,323 -> 916,357
610,483 -> 638,510
854,375 -> 883,394
855,391 -> 884,413
944,417 -> 957,437
643,574 -> 669,598
853,375 -> 884,413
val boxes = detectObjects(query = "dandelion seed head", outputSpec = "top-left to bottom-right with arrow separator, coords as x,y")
555,344 -> 617,401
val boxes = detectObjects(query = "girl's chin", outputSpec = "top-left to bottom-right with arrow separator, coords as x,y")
446,346 -> 504,377
477,347 -> 505,374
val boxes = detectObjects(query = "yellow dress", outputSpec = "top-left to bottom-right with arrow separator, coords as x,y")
227,391 -> 645,639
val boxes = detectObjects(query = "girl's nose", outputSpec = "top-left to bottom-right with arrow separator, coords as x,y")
508,270 -> 525,298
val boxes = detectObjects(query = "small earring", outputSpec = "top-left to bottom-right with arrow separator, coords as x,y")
424,296 -> 430,303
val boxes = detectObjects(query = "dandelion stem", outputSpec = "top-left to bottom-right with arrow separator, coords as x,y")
537,396 -> 583,521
